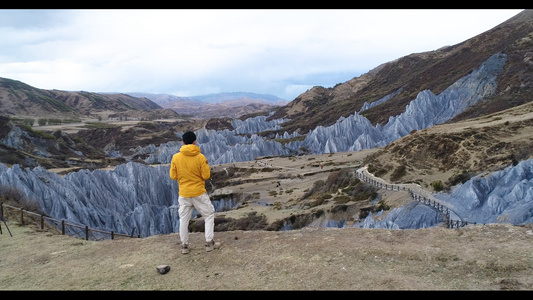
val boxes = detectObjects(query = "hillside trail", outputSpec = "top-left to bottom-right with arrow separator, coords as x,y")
356,166 -> 462,221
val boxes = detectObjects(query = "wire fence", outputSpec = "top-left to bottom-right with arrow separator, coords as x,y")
0,202 -> 140,240
354,168 -> 472,228
1,165 -> 472,239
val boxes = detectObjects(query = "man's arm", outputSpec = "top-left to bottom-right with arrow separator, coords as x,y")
200,156 -> 210,181
169,155 -> 178,180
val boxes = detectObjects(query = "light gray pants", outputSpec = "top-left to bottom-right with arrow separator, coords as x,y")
178,192 -> 215,244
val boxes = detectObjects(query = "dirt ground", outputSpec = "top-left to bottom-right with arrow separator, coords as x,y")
1,221 -> 532,290
208,148 -> 379,224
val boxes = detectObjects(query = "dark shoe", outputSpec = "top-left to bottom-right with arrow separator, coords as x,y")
205,240 -> 221,252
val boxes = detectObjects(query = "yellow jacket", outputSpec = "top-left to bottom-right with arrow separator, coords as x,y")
169,144 -> 211,197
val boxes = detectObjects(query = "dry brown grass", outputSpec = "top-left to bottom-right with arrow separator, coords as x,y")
1,221 -> 532,290
365,101 -> 533,191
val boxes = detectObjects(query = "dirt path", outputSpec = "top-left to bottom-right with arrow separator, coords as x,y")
356,166 -> 462,221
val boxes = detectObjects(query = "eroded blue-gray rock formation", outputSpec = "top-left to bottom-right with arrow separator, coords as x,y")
2,52 -> 531,234
0,162 -> 179,237
141,53 -> 506,164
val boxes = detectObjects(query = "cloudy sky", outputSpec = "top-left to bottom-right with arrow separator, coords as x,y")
0,9 -> 524,100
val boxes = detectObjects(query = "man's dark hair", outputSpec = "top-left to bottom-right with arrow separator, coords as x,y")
182,131 -> 197,145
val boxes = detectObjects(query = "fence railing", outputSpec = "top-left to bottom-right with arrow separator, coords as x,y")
354,167 -> 472,228
0,202 -> 140,240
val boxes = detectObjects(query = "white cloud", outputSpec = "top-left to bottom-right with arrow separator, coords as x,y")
0,9 -> 524,100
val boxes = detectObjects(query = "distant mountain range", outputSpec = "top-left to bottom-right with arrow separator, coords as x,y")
128,92 -> 289,119
2,10 -> 533,130
0,77 -> 178,120
0,78 -> 288,120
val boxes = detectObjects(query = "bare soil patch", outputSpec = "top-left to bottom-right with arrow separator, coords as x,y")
209,149 -> 378,225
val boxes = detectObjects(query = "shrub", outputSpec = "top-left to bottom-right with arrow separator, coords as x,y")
233,212 -> 268,230
20,124 -> 55,139
431,180 -> 444,192
390,165 -> 407,182
324,169 -> 352,192
358,200 -> 390,219
447,171 -> 473,186
333,195 -> 352,204
331,204 -> 348,213
193,212 -> 269,232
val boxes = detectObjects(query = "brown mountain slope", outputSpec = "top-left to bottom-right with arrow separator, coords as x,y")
0,77 -> 164,119
272,9 -> 533,134
363,99 -> 533,191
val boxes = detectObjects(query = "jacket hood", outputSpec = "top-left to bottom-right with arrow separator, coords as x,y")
179,144 -> 201,156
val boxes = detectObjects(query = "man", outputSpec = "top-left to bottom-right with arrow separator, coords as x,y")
169,131 -> 220,254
